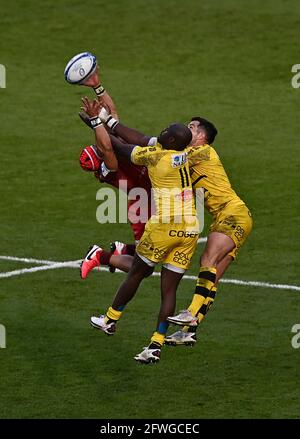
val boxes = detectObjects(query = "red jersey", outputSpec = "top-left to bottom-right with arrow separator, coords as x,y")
94,155 -> 152,241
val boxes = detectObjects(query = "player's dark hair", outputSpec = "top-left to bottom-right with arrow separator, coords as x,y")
191,117 -> 218,144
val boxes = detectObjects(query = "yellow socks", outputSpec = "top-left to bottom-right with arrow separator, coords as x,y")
150,331 -> 166,347
187,266 -> 217,317
196,285 -> 217,324
104,306 -> 123,324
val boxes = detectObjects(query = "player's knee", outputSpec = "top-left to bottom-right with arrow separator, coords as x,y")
201,241 -> 233,266
201,251 -> 218,267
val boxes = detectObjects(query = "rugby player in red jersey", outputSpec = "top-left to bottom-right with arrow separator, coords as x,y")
78,90 -> 153,277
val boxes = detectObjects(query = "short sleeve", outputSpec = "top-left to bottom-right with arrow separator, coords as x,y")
187,145 -> 211,166
131,145 -> 163,167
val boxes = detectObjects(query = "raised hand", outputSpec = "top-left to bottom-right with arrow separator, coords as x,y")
81,97 -> 102,118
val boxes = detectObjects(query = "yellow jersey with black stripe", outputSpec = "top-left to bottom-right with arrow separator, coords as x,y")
187,144 -> 246,217
131,143 -> 196,221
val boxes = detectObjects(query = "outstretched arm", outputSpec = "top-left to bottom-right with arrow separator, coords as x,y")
80,66 -> 118,119
81,65 -> 152,146
113,123 -> 151,146
110,136 -> 158,168
109,134 -> 136,161
81,97 -> 118,171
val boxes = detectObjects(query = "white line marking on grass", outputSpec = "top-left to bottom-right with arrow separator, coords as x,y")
0,255 -> 60,265
197,237 -> 207,244
98,267 -> 300,292
0,255 -> 299,292
151,272 -> 300,291
0,261 -> 82,279
218,278 -> 300,291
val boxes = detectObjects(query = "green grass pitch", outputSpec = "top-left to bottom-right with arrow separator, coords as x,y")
0,0 -> 299,419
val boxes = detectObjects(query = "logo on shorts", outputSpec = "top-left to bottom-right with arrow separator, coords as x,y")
234,225 -> 245,241
173,251 -> 189,266
221,215 -> 237,229
169,229 -> 198,238
154,248 -> 167,259
140,239 -> 154,250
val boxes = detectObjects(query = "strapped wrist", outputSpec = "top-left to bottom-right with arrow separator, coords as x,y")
90,116 -> 102,129
93,84 -> 106,97
106,115 -> 119,131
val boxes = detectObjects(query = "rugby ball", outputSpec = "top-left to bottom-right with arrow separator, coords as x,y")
64,52 -> 97,84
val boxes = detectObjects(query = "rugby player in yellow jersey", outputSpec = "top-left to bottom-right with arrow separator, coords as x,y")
82,97 -> 199,363
165,117 -> 253,344
95,114 -> 252,346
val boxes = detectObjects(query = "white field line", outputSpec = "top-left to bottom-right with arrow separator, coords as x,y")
0,255 -> 62,265
0,255 -> 299,292
198,237 -> 207,244
0,260 -> 82,279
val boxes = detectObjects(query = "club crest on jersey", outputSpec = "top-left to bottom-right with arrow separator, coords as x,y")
171,152 -> 188,168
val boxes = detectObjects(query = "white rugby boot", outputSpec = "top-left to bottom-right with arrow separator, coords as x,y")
134,346 -> 161,364
164,330 -> 197,346
90,315 -> 116,335
167,310 -> 198,327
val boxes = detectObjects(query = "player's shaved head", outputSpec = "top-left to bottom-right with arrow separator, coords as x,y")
158,123 -> 192,151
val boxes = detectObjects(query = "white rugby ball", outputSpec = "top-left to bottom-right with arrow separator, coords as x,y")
64,52 -> 97,84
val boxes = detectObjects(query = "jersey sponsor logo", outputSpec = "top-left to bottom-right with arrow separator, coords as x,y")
136,149 -> 148,156
171,152 -> 188,168
169,230 -> 198,238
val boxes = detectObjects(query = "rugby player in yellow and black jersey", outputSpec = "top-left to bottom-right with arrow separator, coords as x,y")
101,114 -> 252,346
82,97 -> 199,364
166,117 -> 253,344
